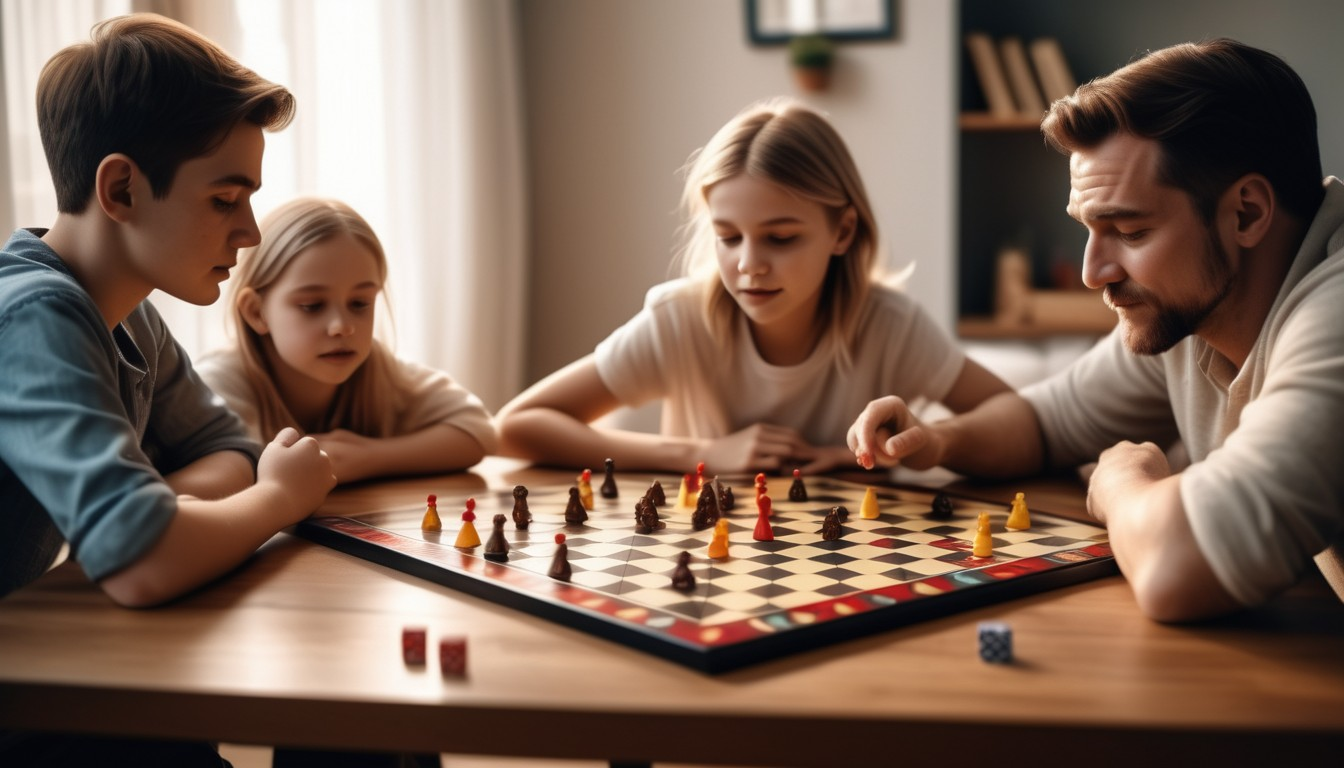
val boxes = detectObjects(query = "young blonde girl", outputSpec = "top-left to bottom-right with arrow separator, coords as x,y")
199,197 -> 497,483
497,97 -> 1008,474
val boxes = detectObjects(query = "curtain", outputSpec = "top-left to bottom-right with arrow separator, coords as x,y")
0,0 -> 526,411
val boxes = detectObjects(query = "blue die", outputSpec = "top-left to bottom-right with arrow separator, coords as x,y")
978,621 -> 1013,664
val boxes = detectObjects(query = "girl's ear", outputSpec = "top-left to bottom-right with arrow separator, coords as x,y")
832,206 -> 859,256
238,287 -> 270,335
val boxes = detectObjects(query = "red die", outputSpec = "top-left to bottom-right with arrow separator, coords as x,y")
401,627 -> 427,665
439,636 -> 467,676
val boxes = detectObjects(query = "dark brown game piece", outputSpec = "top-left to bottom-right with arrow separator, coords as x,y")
820,507 -> 843,541
548,533 -> 572,582
564,486 -> 588,526
834,504 -> 849,523
717,481 -> 734,512
484,513 -> 510,562
647,480 -> 666,507
511,485 -> 532,529
691,483 -> 719,531
788,468 -> 808,502
930,492 -> 954,520
634,496 -> 664,535
671,550 -> 696,591
601,457 -> 619,498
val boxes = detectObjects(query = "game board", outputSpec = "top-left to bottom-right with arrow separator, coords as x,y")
296,474 -> 1115,673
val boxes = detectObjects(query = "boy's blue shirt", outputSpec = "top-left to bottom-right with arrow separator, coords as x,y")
0,228 -> 260,597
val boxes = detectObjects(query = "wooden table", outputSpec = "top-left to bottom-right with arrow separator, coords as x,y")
2,458 -> 1342,766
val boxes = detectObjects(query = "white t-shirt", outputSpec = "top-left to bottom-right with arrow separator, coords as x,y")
196,347 -> 498,453
1023,177 -> 1344,606
594,278 -> 966,447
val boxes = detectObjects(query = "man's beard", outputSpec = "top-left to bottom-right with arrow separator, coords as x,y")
1105,228 -> 1234,356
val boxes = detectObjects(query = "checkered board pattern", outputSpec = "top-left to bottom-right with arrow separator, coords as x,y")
297,474 -> 1115,673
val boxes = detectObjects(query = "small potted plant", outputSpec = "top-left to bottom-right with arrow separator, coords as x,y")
789,33 -> 835,92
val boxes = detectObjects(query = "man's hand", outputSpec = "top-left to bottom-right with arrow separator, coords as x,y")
845,396 -> 944,471
1086,441 -> 1171,524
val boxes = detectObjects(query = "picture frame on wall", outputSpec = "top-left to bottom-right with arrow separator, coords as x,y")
745,0 -> 897,44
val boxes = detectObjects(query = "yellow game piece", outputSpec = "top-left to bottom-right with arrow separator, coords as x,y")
859,486 -> 880,519
454,498 -> 481,548
577,468 -> 594,510
972,511 -> 993,558
1005,491 -> 1031,531
678,474 -> 693,508
707,518 -> 730,560
421,494 -> 441,532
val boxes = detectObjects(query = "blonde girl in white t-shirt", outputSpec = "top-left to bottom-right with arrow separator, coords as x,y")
497,98 -> 1007,475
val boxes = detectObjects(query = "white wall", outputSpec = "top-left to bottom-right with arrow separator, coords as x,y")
517,0 -> 957,383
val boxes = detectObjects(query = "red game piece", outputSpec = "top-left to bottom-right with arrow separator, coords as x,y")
402,626 -> 427,665
753,495 -> 775,541
439,636 -> 467,676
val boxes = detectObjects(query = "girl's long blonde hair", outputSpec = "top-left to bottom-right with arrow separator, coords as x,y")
226,197 -> 408,439
673,97 -> 882,369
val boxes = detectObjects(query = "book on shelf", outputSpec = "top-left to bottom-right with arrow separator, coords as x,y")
1029,37 -> 1078,103
965,31 -> 1016,117
998,36 -> 1046,117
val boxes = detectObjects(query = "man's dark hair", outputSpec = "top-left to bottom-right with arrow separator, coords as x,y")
1042,38 -> 1323,222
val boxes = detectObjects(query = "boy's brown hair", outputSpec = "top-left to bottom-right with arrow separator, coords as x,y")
36,13 -> 296,214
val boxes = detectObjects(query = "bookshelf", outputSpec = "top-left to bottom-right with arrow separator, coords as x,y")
955,3 -> 1110,339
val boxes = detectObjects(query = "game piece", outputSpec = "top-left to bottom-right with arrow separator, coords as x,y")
717,481 -> 734,512
860,486 -> 879,519
564,486 -> 588,526
929,492 -> 954,520
835,505 -> 849,523
647,479 -> 666,507
577,468 -> 595,510
454,499 -> 481,548
754,472 -> 767,503
402,626 -> 427,665
691,483 -> 719,531
511,485 -> 532,529
634,496 -> 664,534
600,458 -> 619,499
421,494 -> 441,532
752,494 -> 775,541
820,507 -> 843,541
677,474 -> 693,508
1006,491 -> 1031,531
439,636 -> 467,676
671,550 -> 696,591
972,511 -> 993,557
548,533 -> 572,582
978,621 -> 1013,664
788,468 -> 808,502
484,513 -> 510,562
694,461 -> 706,492
707,518 -> 730,560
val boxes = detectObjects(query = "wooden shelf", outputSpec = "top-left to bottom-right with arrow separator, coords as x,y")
958,288 -> 1117,339
959,112 -> 1043,131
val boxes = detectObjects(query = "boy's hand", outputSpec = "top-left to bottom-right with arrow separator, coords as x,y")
257,427 -> 336,519
846,396 -> 943,471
